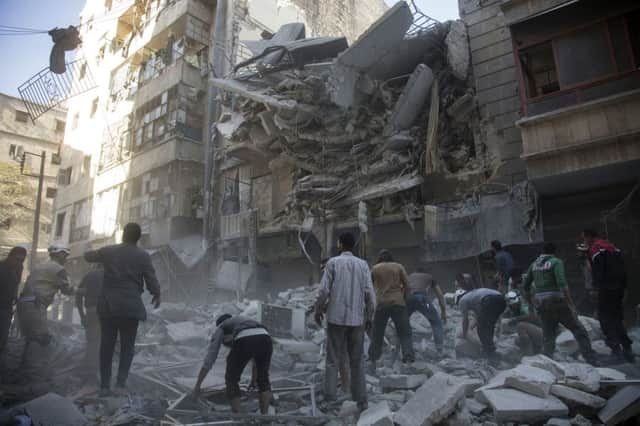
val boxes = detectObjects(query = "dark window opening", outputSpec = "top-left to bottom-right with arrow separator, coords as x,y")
15,110 -> 29,123
56,119 -> 66,133
555,25 -> 615,87
628,10 -> 640,68
519,42 -> 560,98
46,187 -> 58,199
58,167 -> 72,186
55,212 -> 66,237
91,98 -> 99,118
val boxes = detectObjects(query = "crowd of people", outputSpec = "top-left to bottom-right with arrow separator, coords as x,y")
0,225 -> 635,417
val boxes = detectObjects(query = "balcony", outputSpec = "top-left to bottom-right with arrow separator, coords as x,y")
134,57 -> 204,105
517,89 -> 640,194
221,210 -> 256,241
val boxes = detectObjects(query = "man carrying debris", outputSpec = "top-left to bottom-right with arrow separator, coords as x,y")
523,242 -> 598,365
504,290 -> 542,356
16,245 -> 74,366
314,232 -> 375,413
368,250 -> 415,364
582,229 -> 633,362
84,222 -> 161,395
492,240 -> 514,292
193,314 -> 273,413
406,266 -> 446,354
456,282 -> 506,363
0,247 -> 27,370
75,265 -> 104,371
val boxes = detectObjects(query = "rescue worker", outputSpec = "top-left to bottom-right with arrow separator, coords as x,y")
582,229 -> 633,362
491,240 -> 514,292
193,314 -> 273,414
523,242 -> 598,365
406,266 -> 446,353
504,290 -> 543,356
75,264 -> 104,371
456,285 -> 506,363
368,250 -> 415,365
0,247 -> 27,366
16,245 -> 74,366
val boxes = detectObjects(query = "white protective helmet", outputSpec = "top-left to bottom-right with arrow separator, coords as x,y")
505,291 -> 520,305
454,289 -> 467,305
48,244 -> 70,255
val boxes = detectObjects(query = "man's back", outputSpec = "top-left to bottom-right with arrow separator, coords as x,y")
21,260 -> 70,307
527,254 -> 565,295
371,262 -> 408,306
78,269 -> 104,308
0,260 -> 21,309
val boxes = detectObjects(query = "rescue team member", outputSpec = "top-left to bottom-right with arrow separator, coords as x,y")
582,229 -> 633,362
524,242 -> 598,365
17,245 -> 74,366
456,286 -> 506,363
75,264 -> 104,370
406,266 -> 446,354
0,247 -> 27,365
368,250 -> 415,365
504,290 -> 542,356
85,222 -> 161,396
193,314 -> 273,414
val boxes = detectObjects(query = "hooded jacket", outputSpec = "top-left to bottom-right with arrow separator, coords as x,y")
588,239 -> 626,289
524,254 -> 567,295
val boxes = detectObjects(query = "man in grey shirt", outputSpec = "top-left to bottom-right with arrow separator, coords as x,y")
314,232 -> 376,414
457,286 -> 506,363
84,222 -> 161,396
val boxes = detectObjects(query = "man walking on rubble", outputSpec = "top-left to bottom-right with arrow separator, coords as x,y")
492,240 -> 515,292
582,229 -> 633,362
75,264 -> 104,371
0,247 -> 27,370
523,242 -> 598,365
504,290 -> 542,356
406,266 -> 446,354
368,250 -> 415,365
314,232 -> 376,414
84,222 -> 161,396
16,245 -> 74,367
193,314 -> 273,413
456,280 -> 506,364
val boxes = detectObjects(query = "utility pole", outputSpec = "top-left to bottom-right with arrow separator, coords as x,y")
19,150 -> 46,271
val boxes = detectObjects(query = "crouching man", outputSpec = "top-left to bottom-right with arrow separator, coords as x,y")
193,314 -> 273,414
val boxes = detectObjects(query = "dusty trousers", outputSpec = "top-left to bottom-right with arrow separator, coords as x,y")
598,287 -> 632,352
225,334 -> 272,399
100,318 -> 138,389
325,323 -> 367,409
368,304 -> 415,362
84,307 -> 101,370
536,295 -> 595,363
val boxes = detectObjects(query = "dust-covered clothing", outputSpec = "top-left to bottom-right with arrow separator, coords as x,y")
371,262 -> 409,306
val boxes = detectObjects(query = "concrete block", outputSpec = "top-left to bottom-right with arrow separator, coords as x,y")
545,418 -> 572,426
16,393 -> 86,426
459,377 -> 484,397
474,369 -> 512,404
445,405 -> 473,426
562,363 -> 600,394
598,385 -> 640,425
504,365 -> 556,398
446,20 -> 470,80
388,64 -> 434,132
466,398 -> 488,415
550,384 -> 606,409
357,401 -> 394,426
274,338 -> 318,355
556,330 -> 579,355
380,374 -> 427,391
481,388 -> 569,422
521,354 -> 566,380
394,373 -> 467,426
596,367 -> 626,381
339,400 -> 359,417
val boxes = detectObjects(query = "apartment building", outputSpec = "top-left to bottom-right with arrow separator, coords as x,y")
0,93 -> 66,254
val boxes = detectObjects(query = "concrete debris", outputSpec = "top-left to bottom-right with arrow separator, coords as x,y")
480,388 -> 569,423
339,400 -> 359,417
562,363 -> 600,394
521,355 -> 566,380
598,385 -> 640,425
357,401 -> 394,426
550,384 -> 606,409
445,20 -> 470,81
387,64 -> 434,133
465,398 -> 488,415
380,374 -> 428,391
597,368 -> 627,381
503,365 -> 556,398
394,372 -> 467,426
13,393 -> 86,426
546,418 -> 572,426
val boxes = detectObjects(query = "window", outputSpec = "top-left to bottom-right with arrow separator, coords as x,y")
82,155 -> 91,175
15,110 -> 29,123
555,25 -> 614,87
51,153 -> 62,165
46,187 -> 58,199
90,98 -> 99,118
58,167 -> 72,185
519,42 -> 559,98
55,119 -> 66,133
72,113 -> 79,130
9,144 -> 23,158
55,212 -> 66,237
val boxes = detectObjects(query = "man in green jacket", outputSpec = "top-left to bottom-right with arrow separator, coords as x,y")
523,242 -> 597,365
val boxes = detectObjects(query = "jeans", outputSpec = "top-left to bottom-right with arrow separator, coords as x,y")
406,292 -> 444,349
368,304 -> 415,362
598,287 -> 632,352
226,334 -> 272,399
325,323 -> 367,408
476,295 -> 506,357
100,318 -> 138,389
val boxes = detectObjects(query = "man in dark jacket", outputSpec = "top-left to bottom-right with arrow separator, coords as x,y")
582,229 -> 633,362
84,222 -> 161,395
0,247 -> 27,364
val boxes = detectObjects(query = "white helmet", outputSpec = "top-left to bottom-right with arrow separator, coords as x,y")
505,291 -> 520,305
48,244 -> 70,255
454,289 -> 467,305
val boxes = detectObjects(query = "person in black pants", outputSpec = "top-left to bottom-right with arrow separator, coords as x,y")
84,222 -> 161,396
193,314 -> 273,414
457,287 -> 506,363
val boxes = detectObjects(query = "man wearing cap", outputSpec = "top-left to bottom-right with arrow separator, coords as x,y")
17,245 -> 74,366
504,291 -> 542,356
193,314 -> 273,414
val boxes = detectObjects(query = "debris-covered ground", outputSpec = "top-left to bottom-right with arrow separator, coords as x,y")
1,285 -> 640,425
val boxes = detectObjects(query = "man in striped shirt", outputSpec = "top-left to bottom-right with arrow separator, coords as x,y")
314,232 -> 376,413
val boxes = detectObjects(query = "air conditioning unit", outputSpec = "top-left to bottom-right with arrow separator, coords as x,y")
51,153 -> 62,165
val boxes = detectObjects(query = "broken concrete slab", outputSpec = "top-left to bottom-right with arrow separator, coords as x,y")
445,20 -> 470,81
474,369 -> 513,404
335,175 -> 423,206
388,64 -> 434,132
546,418 -> 572,426
210,78 -> 316,113
598,385 -> 640,425
521,354 -> 567,380
480,388 -> 569,423
15,393 -> 86,426
394,372 -> 467,426
465,398 -> 488,415
562,363 -> 600,393
597,367 -> 627,381
380,374 -> 427,391
284,37 -> 349,67
504,365 -> 556,398
243,23 -> 306,56
357,401 -> 394,426
459,377 -> 484,397
550,384 -> 606,409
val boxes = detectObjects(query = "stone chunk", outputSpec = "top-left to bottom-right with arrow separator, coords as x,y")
562,363 -> 600,393
546,418 -> 571,426
480,388 -> 568,422
598,385 -> 640,425
474,369 -> 512,404
550,384 -> 606,409
465,398 -> 488,415
445,20 -> 470,80
380,374 -> 427,391
16,393 -> 86,426
394,372 -> 467,426
504,365 -> 556,398
274,338 -> 319,355
357,401 -> 394,426
521,354 -> 567,380
596,367 -> 626,381
339,400 -> 359,417
388,64 -> 434,132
